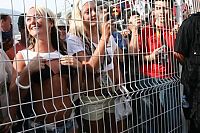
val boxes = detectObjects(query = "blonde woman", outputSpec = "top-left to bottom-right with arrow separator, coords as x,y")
3,6 -> 82,133
67,0 -> 124,133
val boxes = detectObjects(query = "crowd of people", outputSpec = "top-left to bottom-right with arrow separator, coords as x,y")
0,0 -> 197,132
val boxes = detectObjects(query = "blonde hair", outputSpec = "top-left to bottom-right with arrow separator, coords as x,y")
27,6 -> 66,54
69,0 -> 85,37
28,6 -> 56,24
69,0 -> 101,42
65,9 -> 72,25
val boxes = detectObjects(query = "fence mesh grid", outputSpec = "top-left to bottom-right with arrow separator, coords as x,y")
0,0 -> 200,132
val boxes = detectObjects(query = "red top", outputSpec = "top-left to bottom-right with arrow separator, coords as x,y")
138,25 -> 176,78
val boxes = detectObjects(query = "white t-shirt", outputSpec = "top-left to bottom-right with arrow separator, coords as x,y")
67,34 -> 117,72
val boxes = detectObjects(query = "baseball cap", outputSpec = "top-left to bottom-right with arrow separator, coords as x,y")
56,19 -> 66,27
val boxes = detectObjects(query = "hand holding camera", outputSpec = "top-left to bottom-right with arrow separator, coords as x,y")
128,15 -> 142,31
146,45 -> 167,62
100,13 -> 112,42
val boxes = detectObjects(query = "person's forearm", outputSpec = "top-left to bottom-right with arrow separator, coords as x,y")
129,30 -> 139,53
10,66 -> 31,104
17,66 -> 32,87
83,37 -> 108,71
114,56 -> 123,85
9,80 -> 21,120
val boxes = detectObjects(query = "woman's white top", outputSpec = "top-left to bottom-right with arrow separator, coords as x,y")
67,34 -> 117,72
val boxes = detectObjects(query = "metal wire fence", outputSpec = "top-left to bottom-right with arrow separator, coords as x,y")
0,0 -> 200,132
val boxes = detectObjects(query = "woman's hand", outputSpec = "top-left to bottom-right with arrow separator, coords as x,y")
128,15 -> 142,32
145,47 -> 164,61
100,13 -> 112,42
60,55 -> 82,69
27,56 -> 47,74
121,29 -> 130,37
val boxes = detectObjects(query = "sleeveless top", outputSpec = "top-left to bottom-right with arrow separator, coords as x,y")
18,49 -> 73,83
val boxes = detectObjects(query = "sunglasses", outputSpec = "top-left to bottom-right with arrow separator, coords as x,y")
58,26 -> 66,31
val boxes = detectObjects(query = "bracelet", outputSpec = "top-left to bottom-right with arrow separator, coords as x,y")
15,75 -> 30,89
100,37 -> 109,42
100,38 -> 105,42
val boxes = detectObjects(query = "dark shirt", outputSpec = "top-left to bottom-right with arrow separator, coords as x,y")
175,12 -> 200,84
172,13 -> 200,129
1,25 -> 13,51
175,12 -> 200,109
175,12 -> 200,58
2,30 -> 12,42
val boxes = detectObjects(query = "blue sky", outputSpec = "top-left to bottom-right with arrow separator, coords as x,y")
0,0 -> 72,13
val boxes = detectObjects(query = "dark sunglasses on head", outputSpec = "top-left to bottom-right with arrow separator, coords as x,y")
58,26 -> 66,31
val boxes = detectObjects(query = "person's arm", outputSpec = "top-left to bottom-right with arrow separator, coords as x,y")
82,21 -> 111,72
2,53 -> 27,133
60,56 -> 83,93
129,29 -> 139,53
174,18 -> 190,64
128,15 -> 141,53
113,55 -> 123,85
5,53 -> 45,124
82,38 -> 108,72
2,50 -> 48,132
68,21 -> 111,73
143,46 -> 165,62
8,52 -> 38,118
71,62 -> 82,93
117,47 -> 124,63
